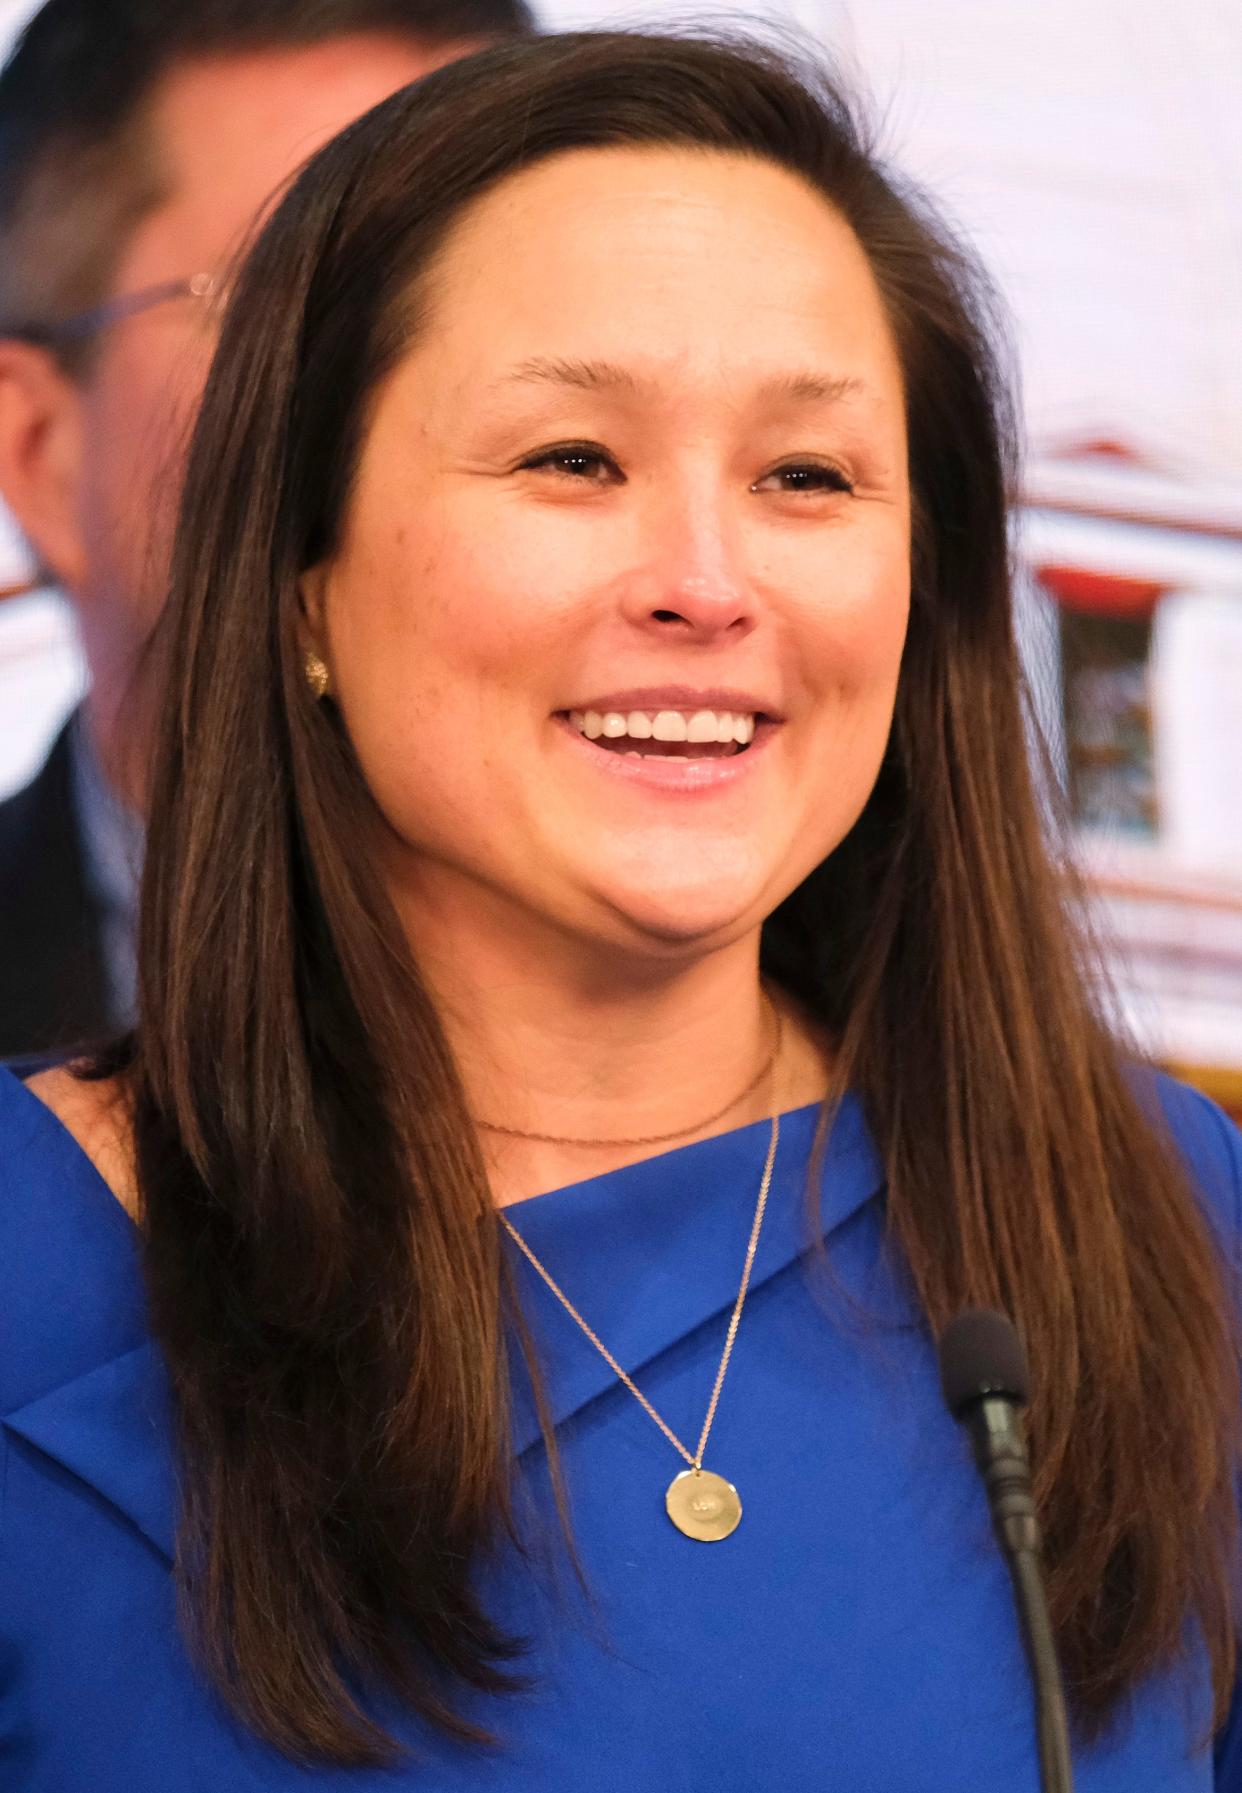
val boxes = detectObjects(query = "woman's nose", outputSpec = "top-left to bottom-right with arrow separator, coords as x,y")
619,488 -> 756,642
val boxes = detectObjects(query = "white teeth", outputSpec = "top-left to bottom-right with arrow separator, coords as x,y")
568,706 -> 761,745
652,711 -> 688,741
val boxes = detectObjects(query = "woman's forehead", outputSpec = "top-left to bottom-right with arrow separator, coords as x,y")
405,144 -> 904,412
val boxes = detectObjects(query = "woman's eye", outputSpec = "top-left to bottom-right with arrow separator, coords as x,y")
518,444 -> 622,485
753,462 -> 855,496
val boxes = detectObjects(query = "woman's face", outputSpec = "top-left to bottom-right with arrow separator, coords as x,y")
306,146 -> 910,962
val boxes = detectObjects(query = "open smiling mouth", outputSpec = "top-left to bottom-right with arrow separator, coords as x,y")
561,707 -> 760,759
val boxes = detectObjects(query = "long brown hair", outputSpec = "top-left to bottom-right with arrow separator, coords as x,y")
111,29 -> 1239,1766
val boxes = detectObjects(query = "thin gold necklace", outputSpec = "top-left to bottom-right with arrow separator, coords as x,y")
501,1109 -> 780,1541
476,1001 -> 780,1150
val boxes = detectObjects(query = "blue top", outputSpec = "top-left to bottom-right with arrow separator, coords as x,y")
3,1062 -> 1242,1791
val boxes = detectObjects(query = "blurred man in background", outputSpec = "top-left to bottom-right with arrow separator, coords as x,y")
0,0 -> 533,1061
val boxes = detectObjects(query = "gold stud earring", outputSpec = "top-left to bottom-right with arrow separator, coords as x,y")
304,651 -> 330,700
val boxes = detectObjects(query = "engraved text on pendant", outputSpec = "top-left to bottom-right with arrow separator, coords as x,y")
665,1468 -> 742,1540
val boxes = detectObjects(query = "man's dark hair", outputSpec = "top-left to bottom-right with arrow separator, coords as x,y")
0,0 -> 534,355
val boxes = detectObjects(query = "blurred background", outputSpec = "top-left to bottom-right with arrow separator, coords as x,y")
2,0 -> 1239,1107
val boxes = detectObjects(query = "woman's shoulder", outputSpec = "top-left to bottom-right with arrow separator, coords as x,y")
20,1065 -> 139,1217
0,1065 -> 146,1419
1145,1067 -> 1242,1240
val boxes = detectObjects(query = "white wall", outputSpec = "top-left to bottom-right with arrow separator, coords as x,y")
0,0 -> 38,42
0,591 -> 83,796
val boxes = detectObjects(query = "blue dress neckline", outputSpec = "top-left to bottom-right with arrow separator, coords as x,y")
0,1065 -> 888,1551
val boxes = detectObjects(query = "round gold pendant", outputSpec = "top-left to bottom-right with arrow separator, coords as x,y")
665,1468 -> 742,1541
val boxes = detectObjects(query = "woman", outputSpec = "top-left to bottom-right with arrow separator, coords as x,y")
2,29 -> 1240,1790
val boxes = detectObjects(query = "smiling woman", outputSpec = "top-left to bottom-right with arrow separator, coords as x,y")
4,27 -> 1242,1793
299,141 -> 909,969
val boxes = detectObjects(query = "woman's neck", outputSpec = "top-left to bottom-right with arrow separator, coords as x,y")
405,891 -> 833,1206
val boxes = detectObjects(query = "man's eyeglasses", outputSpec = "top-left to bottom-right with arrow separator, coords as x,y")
3,272 -> 219,349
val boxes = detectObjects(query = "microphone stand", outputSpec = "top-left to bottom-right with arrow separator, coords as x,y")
970,1393 -> 1074,1793
939,1310 -> 1074,1793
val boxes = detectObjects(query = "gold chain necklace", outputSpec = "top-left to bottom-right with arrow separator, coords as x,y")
477,1003 -> 780,1149
501,1109 -> 780,1541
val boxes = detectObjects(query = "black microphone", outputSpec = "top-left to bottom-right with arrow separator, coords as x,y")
938,1309 -> 1074,1793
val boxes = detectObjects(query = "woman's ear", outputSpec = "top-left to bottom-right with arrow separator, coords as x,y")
297,558 -> 329,654
0,339 -> 90,592
297,560 -> 333,699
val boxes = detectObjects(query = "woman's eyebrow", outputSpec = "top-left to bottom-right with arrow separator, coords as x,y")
491,356 -> 640,394
756,370 -> 869,407
488,356 -> 870,406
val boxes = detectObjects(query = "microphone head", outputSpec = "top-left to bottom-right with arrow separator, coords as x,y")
937,1308 -> 1031,1417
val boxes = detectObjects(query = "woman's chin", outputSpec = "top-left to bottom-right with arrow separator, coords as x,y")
589,876 -> 768,955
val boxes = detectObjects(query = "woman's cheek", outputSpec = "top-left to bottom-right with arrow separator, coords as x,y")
796,589 -> 909,705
